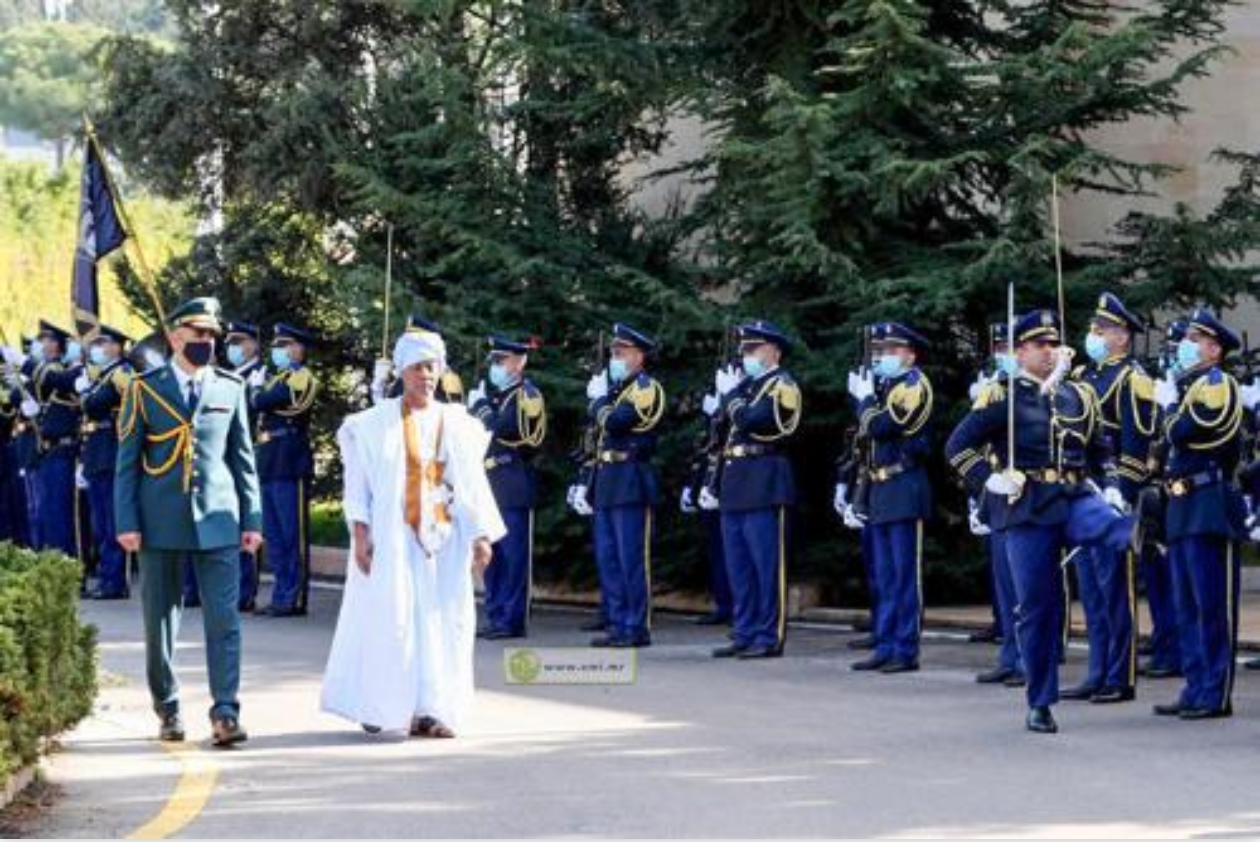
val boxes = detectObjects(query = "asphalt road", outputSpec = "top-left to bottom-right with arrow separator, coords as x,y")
30,585 -> 1260,838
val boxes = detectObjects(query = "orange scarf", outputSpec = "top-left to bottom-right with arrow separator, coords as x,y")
402,401 -> 450,542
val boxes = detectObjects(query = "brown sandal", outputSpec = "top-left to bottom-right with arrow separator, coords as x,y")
410,716 -> 455,739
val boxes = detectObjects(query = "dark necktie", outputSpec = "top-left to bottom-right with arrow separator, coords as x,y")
186,379 -> 198,415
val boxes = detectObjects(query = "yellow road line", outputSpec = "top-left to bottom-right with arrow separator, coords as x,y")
126,743 -> 219,839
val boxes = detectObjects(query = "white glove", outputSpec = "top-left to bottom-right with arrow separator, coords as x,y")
466,379 -> 486,408
985,470 -> 1025,498
842,506 -> 866,531
5,372 -> 21,390
247,367 -> 268,389
20,398 -> 39,418
715,364 -> 742,396
0,346 -> 24,367
586,371 -> 609,402
968,371 -> 993,402
1241,380 -> 1260,413
832,483 -> 849,518
847,369 -> 874,402
1154,372 -> 1179,410
74,374 -> 92,395
701,392 -> 720,417
1102,486 -> 1128,514
679,487 -> 697,513
572,485 -> 593,517
1250,524 -> 1260,543
75,464 -> 88,490
967,499 -> 991,536
698,487 -> 720,511
1040,346 -> 1075,395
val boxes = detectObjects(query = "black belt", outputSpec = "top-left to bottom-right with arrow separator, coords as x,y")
257,427 -> 302,444
38,436 -> 77,452
484,454 -> 520,471
1023,468 -> 1084,485
598,449 -> 635,464
1165,470 -> 1224,497
82,421 -> 114,434
724,443 -> 780,459
868,461 -> 913,482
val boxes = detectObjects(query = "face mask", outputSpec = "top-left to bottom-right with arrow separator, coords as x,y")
182,339 -> 214,368
874,354 -> 905,380
88,346 -> 112,368
270,346 -> 292,370
64,341 -> 82,365
1084,333 -> 1108,363
489,363 -> 513,389
1176,338 -> 1201,371
226,344 -> 246,368
28,340 -> 43,363
742,354 -> 765,379
995,353 -> 1018,377
608,359 -> 629,383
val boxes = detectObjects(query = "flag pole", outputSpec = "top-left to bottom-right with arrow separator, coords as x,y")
381,222 -> 394,359
1051,174 -> 1065,338
82,117 -> 168,328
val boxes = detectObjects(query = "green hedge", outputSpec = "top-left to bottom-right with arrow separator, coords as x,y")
0,543 -> 97,781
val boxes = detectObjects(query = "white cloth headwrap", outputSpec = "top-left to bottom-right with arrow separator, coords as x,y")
393,330 -> 447,372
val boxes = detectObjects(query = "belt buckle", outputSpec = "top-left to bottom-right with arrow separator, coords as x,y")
1170,480 -> 1187,497
258,431 -> 272,445
731,445 -> 746,458
1044,469 -> 1059,483
484,457 -> 496,470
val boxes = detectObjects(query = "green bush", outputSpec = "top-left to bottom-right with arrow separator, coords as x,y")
0,543 -> 97,781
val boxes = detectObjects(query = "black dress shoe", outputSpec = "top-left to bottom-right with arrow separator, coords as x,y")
483,628 -> 525,641
1179,704 -> 1232,721
976,666 -> 1015,684
260,604 -> 302,618
879,659 -> 919,674
362,723 -> 382,734
159,713 -> 185,742
1137,640 -> 1155,657
579,618 -> 607,632
238,600 -> 256,613
1152,701 -> 1183,717
736,645 -> 782,660
1244,658 -> 1260,672
1059,683 -> 1100,701
1090,686 -> 1136,704
611,636 -> 651,649
851,655 -> 889,671
211,716 -> 248,747
694,613 -> 731,626
1004,672 -> 1027,688
88,589 -> 130,601
968,626 -> 999,644
1025,706 -> 1058,734
1140,663 -> 1182,679
846,635 -> 876,651
589,635 -> 621,648
712,643 -> 748,659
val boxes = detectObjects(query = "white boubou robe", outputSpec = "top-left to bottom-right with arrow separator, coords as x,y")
321,398 -> 506,732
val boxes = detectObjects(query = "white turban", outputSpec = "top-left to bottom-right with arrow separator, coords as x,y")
393,329 -> 447,372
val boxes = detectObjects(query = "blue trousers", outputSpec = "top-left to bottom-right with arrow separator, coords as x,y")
239,550 -> 259,609
722,507 -> 788,649
1006,523 -> 1068,709
989,532 -> 1023,674
593,505 -> 652,642
1168,535 -> 1238,713
860,525 -> 879,627
87,472 -> 127,596
263,479 -> 309,611
869,519 -> 923,663
485,507 -> 533,635
22,468 -> 40,549
1140,543 -> 1180,671
1076,546 -> 1137,690
140,547 -> 241,720
36,450 -> 77,557
702,511 -> 732,620
5,465 -> 30,547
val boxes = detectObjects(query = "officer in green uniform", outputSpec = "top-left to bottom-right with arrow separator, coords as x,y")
115,296 -> 263,747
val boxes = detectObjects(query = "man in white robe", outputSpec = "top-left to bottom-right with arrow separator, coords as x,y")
321,329 -> 506,737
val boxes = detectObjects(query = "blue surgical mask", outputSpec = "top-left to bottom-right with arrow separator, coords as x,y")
608,359 -> 629,383
270,346 -> 292,370
874,354 -> 906,380
1176,338 -> 1201,371
995,353 -> 1018,377
88,346 -> 112,368
28,340 -> 43,363
742,354 -> 765,379
1084,333 -> 1108,363
64,340 -> 82,365
226,344 -> 246,368
489,363 -> 513,390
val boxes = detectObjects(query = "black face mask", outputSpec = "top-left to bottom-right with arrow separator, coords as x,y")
182,339 -> 215,368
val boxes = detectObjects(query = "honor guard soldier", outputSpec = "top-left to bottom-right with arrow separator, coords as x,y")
847,322 -> 934,674
1062,293 -> 1157,704
4,337 -> 39,548
0,382 -> 16,543
708,321 -> 801,659
468,335 -> 546,639
252,323 -> 318,617
372,314 -> 466,405
226,321 -> 266,611
577,323 -> 665,648
1151,308 -> 1246,720
24,321 -> 85,557
115,296 -> 263,746
946,309 -> 1133,734
680,361 -> 735,627
968,322 -> 1026,687
79,325 -> 134,599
